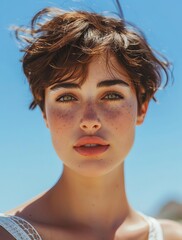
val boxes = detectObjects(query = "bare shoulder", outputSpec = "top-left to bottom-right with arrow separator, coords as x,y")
0,226 -> 15,240
159,219 -> 182,240
5,191 -> 47,217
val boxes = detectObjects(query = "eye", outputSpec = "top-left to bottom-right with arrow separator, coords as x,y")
56,94 -> 77,103
102,92 -> 124,101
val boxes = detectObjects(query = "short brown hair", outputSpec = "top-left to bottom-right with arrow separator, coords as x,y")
15,6 -> 170,113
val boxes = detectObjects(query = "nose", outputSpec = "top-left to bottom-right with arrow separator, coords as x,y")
80,119 -> 101,133
79,105 -> 101,134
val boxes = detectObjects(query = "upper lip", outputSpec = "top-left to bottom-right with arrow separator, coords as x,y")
73,136 -> 109,147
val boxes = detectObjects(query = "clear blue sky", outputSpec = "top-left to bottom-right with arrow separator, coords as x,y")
0,0 -> 182,216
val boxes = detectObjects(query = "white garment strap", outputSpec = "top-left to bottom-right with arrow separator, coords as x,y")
0,213 -> 42,240
147,217 -> 163,240
0,213 -> 31,240
139,212 -> 163,240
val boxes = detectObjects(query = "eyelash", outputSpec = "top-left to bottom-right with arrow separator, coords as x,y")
56,92 -> 124,103
101,92 -> 124,101
56,94 -> 77,103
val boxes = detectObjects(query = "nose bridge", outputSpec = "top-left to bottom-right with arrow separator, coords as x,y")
82,101 -> 98,120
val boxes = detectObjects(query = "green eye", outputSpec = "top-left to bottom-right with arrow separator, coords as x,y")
57,94 -> 77,102
103,93 -> 123,100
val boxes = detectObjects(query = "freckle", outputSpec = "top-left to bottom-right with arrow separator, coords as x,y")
62,113 -> 68,118
56,113 -> 62,118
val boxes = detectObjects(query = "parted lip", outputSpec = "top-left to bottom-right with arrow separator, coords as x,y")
73,136 -> 109,147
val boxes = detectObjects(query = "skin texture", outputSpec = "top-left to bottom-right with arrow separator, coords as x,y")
2,55 -> 181,240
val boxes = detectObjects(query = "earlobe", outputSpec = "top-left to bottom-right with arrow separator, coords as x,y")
136,101 -> 149,126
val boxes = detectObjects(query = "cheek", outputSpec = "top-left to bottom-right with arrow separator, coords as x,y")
101,101 -> 137,131
46,107 -> 75,134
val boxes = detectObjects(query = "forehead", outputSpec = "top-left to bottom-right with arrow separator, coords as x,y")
86,54 -> 131,85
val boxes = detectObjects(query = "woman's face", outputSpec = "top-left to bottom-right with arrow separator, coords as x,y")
44,55 -> 147,177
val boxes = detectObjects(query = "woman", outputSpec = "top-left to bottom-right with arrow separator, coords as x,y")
0,2 -> 181,239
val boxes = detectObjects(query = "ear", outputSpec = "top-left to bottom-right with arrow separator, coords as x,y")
42,111 -> 49,128
136,101 -> 149,126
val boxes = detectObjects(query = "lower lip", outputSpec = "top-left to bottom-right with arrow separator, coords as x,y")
74,145 -> 109,156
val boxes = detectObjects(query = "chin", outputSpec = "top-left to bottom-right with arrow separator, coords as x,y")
69,158 -> 123,178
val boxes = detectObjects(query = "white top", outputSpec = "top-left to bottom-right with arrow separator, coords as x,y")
0,212 -> 163,240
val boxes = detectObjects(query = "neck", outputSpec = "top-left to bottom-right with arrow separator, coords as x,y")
48,163 -> 132,232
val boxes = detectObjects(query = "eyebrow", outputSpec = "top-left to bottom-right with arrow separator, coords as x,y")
97,79 -> 129,88
50,79 -> 129,91
50,82 -> 80,91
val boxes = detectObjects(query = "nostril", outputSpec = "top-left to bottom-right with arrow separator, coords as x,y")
80,121 -> 101,131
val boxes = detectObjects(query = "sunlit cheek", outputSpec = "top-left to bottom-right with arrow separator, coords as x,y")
100,101 -> 137,132
46,106 -> 76,135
